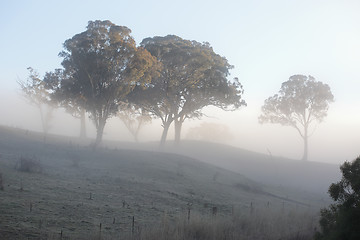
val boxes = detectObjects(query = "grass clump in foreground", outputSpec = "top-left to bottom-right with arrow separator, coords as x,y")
15,156 -> 43,173
130,205 -> 318,240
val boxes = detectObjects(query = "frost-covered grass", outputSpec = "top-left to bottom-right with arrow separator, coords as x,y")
0,126 -> 323,239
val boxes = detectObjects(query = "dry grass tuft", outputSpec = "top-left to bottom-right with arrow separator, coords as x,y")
130,206 -> 318,240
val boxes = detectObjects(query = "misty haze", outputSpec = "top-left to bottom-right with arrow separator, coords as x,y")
1,1 -> 360,240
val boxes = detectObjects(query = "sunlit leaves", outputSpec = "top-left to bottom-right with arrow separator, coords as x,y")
136,35 -> 246,144
58,20 -> 160,145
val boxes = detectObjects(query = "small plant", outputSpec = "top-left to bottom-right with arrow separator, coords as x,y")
16,156 -> 43,173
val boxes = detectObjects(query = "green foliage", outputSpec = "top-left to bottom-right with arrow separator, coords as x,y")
43,69 -> 88,138
57,20 -> 160,146
132,35 -> 246,144
315,156 -> 360,240
20,22 -> 245,146
43,69 -> 82,117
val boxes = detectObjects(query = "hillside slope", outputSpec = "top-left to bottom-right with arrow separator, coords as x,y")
160,141 -> 341,195
0,126 -> 322,239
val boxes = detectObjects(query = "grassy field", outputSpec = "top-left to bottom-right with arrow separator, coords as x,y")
126,141 -> 341,196
0,126 -> 329,239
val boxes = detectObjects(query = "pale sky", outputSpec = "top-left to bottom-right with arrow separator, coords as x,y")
0,0 -> 359,164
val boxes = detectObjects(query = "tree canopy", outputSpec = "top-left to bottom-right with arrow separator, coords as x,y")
21,21 -> 245,146
315,156 -> 360,240
259,75 -> 334,160
131,35 -> 246,145
42,68 -> 89,138
57,20 -> 160,146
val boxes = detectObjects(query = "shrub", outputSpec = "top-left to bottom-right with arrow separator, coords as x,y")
16,156 -> 43,173
315,156 -> 360,240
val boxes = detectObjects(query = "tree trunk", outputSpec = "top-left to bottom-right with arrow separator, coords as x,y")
39,104 -> 54,142
38,104 -> 46,134
134,133 -> 139,143
94,119 -> 106,148
133,118 -> 143,143
302,125 -> 308,161
39,105 -> 47,143
79,108 -> 86,139
174,119 -> 183,146
160,121 -> 171,146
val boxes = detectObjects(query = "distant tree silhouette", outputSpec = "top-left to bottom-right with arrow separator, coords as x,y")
132,35 -> 246,145
186,122 -> 234,143
18,67 -> 55,136
42,69 -> 87,139
315,156 -> 360,240
259,75 -> 334,161
58,20 -> 160,147
118,103 -> 152,142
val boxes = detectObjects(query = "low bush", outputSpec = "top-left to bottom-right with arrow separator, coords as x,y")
315,156 -> 360,240
16,156 -> 43,173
